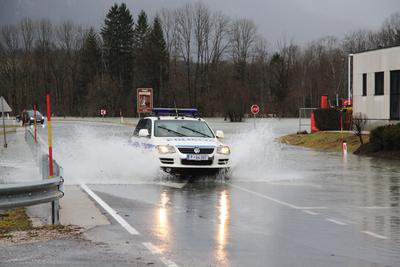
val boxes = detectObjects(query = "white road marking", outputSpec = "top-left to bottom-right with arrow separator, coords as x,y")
80,183 -> 140,235
142,242 -> 162,254
231,184 -> 327,210
362,231 -> 388,240
35,126 -> 178,266
160,257 -> 180,267
326,218 -> 347,225
356,206 -> 395,209
302,210 -> 318,215
155,181 -> 188,189
264,181 -> 322,188
142,242 -> 180,267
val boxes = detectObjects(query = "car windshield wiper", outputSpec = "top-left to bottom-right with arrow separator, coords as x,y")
157,126 -> 187,137
181,126 -> 212,138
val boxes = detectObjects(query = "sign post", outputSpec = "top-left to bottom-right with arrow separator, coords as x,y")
0,96 -> 12,148
250,104 -> 260,128
137,88 -> 153,116
46,94 -> 53,178
34,104 -> 37,143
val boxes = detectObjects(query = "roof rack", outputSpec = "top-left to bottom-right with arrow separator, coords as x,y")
152,108 -> 199,117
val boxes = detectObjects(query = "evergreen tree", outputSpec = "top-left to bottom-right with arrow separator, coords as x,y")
147,16 -> 169,105
133,10 -> 150,87
101,3 -> 134,114
77,27 -> 101,115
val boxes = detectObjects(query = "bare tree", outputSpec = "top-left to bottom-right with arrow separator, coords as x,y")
208,12 -> 229,65
175,4 -> 193,105
380,12 -> 400,47
352,112 -> 368,144
229,18 -> 257,80
20,18 -> 35,53
193,2 -> 211,106
0,24 -> 20,110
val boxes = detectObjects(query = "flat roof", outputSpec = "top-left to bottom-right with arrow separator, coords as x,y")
352,44 -> 400,55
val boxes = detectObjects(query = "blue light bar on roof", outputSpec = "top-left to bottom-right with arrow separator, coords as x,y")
152,108 -> 198,117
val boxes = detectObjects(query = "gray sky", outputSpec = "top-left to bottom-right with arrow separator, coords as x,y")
0,0 -> 398,43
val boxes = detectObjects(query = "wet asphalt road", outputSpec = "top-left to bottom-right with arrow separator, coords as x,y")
33,119 -> 400,267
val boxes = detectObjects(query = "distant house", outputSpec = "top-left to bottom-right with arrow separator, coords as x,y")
352,45 -> 400,124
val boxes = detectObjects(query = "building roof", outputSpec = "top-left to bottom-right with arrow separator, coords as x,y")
352,44 -> 400,55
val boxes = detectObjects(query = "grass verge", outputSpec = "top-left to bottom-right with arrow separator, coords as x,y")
0,208 -> 32,238
279,131 -> 369,153
0,208 -> 80,242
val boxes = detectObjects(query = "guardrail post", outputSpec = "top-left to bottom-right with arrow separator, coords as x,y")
51,200 -> 60,224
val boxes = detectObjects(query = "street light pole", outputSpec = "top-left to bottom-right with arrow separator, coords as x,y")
348,54 -> 353,104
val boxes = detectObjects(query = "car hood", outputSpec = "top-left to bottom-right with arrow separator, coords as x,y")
159,137 -> 221,147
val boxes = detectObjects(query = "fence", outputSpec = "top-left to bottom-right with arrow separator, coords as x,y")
298,108 -> 317,132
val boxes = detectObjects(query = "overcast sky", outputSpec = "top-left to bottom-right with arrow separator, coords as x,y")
0,0 -> 398,43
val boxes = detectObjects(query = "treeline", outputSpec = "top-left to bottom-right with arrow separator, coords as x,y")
0,3 -> 399,119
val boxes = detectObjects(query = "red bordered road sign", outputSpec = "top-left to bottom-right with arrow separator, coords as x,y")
137,88 -> 153,113
100,109 -> 106,116
251,104 -> 260,115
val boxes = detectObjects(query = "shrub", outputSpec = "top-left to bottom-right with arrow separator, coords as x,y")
370,126 -> 385,148
370,123 -> 400,150
314,108 -> 341,131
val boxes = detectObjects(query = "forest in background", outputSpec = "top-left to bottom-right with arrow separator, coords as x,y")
0,2 -> 399,120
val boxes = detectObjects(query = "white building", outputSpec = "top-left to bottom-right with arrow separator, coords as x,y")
352,45 -> 400,124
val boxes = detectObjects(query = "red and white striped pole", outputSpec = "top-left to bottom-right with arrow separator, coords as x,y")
34,104 -> 37,144
46,94 -> 53,178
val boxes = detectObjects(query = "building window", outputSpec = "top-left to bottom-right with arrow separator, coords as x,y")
375,72 -> 384,95
362,73 -> 367,96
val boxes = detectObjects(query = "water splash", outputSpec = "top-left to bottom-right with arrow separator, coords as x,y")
53,125 -> 160,185
226,121 -> 288,181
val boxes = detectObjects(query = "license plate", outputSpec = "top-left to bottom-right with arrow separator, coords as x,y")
186,154 -> 209,161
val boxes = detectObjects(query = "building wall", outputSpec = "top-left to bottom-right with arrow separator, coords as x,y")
353,46 -> 400,121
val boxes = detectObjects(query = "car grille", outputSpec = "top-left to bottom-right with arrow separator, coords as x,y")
177,147 -> 214,154
218,159 -> 229,165
181,159 -> 213,166
160,158 -> 174,164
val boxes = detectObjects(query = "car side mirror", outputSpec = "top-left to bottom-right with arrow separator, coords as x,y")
215,130 -> 224,139
138,129 -> 150,137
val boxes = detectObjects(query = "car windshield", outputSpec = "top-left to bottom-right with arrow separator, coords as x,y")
154,120 -> 214,138
27,111 -> 42,117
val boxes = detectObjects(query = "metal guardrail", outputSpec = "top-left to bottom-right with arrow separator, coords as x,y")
0,128 -> 64,224
0,178 -> 64,209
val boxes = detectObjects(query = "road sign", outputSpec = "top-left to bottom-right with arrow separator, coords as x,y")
251,104 -> 260,115
100,109 -> 107,116
0,96 -> 11,113
1,96 -> 11,148
137,88 -> 153,114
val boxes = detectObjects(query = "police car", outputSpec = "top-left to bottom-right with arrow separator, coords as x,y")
131,108 -> 230,175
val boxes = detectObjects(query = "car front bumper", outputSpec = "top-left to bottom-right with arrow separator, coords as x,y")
158,152 -> 230,170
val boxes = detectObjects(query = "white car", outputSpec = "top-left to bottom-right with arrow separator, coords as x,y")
131,108 -> 230,176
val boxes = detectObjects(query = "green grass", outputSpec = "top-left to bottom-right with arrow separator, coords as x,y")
0,208 -> 33,237
279,131 -> 369,153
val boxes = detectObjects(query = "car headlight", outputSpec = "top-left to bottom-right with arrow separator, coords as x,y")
156,145 -> 176,154
30,117 -> 34,120
217,145 -> 230,155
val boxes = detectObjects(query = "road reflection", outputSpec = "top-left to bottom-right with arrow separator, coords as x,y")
215,190 -> 230,265
156,191 -> 170,251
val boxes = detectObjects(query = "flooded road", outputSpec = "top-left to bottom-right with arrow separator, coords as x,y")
35,118 -> 400,266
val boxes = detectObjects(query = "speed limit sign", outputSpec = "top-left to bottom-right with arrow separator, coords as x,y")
100,109 -> 107,116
